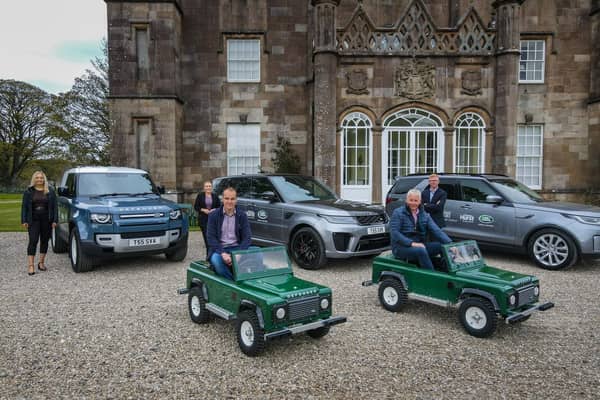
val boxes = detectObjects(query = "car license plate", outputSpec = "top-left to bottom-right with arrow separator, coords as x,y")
129,237 -> 160,247
367,226 -> 385,235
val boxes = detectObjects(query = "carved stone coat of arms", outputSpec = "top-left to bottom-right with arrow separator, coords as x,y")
346,69 -> 369,95
461,70 -> 482,96
395,59 -> 436,100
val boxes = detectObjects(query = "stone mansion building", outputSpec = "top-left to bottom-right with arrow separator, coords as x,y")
105,0 -> 600,204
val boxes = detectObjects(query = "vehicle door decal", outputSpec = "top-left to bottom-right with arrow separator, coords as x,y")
459,214 -> 474,223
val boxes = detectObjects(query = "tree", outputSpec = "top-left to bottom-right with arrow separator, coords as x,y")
56,39 -> 110,165
0,80 -> 64,187
271,135 -> 302,173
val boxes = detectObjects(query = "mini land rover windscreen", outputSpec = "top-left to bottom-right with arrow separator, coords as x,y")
443,241 -> 485,270
232,246 -> 292,280
77,173 -> 159,197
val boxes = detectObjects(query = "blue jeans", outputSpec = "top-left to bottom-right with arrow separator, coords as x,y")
210,245 -> 258,280
393,242 -> 443,270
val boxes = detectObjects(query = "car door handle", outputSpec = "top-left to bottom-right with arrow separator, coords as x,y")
516,214 -> 534,219
460,204 -> 472,209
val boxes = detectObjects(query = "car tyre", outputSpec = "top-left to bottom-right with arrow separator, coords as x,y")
378,278 -> 408,312
51,226 -> 68,253
236,310 -> 265,357
290,227 -> 326,270
188,286 -> 210,324
458,297 -> 497,338
165,243 -> 188,262
528,228 -> 577,270
306,325 -> 330,339
69,228 -> 94,273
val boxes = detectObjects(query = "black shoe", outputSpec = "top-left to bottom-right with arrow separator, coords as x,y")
37,262 -> 47,271
28,265 -> 35,276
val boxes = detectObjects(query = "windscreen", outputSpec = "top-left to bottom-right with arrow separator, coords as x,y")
233,246 -> 291,278
77,173 -> 158,197
270,176 -> 337,202
445,241 -> 484,269
489,178 -> 544,204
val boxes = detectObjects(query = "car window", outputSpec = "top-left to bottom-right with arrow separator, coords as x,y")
489,178 -> 544,203
270,176 -> 337,202
459,180 -> 497,203
77,173 -> 157,196
216,177 -> 252,199
252,177 -> 278,200
439,182 -> 459,200
65,173 -> 76,197
390,177 -> 425,195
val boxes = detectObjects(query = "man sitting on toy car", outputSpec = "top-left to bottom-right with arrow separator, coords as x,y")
207,186 -> 252,279
390,188 -> 452,270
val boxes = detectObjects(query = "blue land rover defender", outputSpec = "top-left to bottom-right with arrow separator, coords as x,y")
51,167 -> 189,272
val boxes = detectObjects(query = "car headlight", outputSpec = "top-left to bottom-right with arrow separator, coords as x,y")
508,294 -> 517,306
320,298 -> 330,310
91,213 -> 112,224
319,215 -> 356,224
534,286 -> 540,296
275,307 -> 286,319
563,214 -> 600,225
169,209 -> 181,220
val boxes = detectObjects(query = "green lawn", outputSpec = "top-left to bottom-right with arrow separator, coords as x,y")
0,193 -> 24,232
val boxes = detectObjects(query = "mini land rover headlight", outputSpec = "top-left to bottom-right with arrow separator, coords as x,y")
91,213 -> 112,224
169,209 -> 181,220
275,307 -> 286,319
534,286 -> 540,296
509,294 -> 517,306
320,298 -> 330,310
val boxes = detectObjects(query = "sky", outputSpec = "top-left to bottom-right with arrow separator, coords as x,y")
0,0 -> 107,94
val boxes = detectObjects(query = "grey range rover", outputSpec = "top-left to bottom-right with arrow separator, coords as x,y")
385,174 -> 600,270
213,174 -> 390,269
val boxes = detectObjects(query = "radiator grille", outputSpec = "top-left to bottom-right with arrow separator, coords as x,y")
356,213 -> 388,225
120,230 -> 165,239
517,285 -> 537,307
288,296 -> 319,321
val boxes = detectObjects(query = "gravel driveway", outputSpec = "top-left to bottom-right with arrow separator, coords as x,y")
1,232 -> 599,399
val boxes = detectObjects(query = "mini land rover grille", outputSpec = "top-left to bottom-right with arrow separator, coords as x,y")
120,230 -> 165,239
356,214 -> 388,225
288,296 -> 320,321
516,285 -> 537,307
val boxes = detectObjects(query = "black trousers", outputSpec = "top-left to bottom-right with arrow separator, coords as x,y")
199,221 -> 210,259
27,213 -> 51,256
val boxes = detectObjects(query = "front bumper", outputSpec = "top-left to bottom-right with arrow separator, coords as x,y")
505,301 -> 554,324
319,222 -> 390,258
264,316 -> 347,341
80,231 -> 188,258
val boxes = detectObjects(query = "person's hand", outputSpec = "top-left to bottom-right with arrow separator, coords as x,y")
52,222 -> 57,229
22,223 -> 28,229
222,253 -> 232,266
411,242 -> 425,248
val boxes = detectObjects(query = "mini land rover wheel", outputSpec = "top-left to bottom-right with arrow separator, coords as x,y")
51,226 -> 68,253
306,325 -> 330,339
236,310 -> 265,357
69,228 -> 94,273
290,227 -> 326,270
528,229 -> 577,271
165,243 -> 188,262
458,297 -> 498,338
188,286 -> 209,324
378,278 -> 407,312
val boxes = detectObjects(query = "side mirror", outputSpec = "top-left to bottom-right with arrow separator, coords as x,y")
57,187 -> 69,197
157,185 -> 166,194
485,195 -> 503,205
261,191 -> 277,202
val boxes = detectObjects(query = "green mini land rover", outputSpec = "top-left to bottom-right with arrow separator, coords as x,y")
178,246 -> 346,356
363,241 -> 554,337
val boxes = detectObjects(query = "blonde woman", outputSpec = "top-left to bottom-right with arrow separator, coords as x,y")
21,171 -> 58,275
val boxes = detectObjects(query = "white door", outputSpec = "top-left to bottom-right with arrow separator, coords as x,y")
340,112 -> 372,203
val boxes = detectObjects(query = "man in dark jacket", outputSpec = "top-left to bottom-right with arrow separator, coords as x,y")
421,173 -> 447,228
390,189 -> 451,270
207,187 -> 252,279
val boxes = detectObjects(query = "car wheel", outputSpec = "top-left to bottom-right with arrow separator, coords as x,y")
306,325 -> 330,339
51,226 -> 68,253
458,297 -> 498,338
528,228 -> 577,270
377,278 -> 408,312
69,228 -> 93,273
165,243 -> 188,262
236,310 -> 266,357
188,286 -> 210,324
290,227 -> 326,270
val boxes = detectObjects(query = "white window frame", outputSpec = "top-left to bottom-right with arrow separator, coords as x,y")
453,112 -> 486,173
516,125 -> 543,189
341,112 -> 372,186
227,124 -> 261,175
227,39 -> 261,83
519,40 -> 545,84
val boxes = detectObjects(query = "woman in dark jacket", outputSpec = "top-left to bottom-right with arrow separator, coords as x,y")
21,171 -> 58,275
193,180 -> 221,260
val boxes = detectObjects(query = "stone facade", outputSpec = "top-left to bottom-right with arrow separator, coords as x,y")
105,0 -> 600,203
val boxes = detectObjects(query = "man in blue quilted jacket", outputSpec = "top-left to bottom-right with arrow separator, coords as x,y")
390,188 -> 452,270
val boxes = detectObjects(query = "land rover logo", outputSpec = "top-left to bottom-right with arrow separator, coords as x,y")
257,210 -> 268,220
479,215 -> 494,224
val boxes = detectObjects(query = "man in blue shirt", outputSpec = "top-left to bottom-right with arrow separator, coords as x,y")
421,173 -> 447,228
207,187 -> 252,279
390,189 -> 451,270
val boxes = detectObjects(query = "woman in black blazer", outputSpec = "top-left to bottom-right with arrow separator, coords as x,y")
21,171 -> 58,275
194,181 -> 221,260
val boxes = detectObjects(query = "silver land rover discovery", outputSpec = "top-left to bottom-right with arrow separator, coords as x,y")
213,174 -> 389,269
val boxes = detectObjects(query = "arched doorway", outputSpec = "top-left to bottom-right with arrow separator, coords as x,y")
340,112 -> 373,202
381,108 -> 444,202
